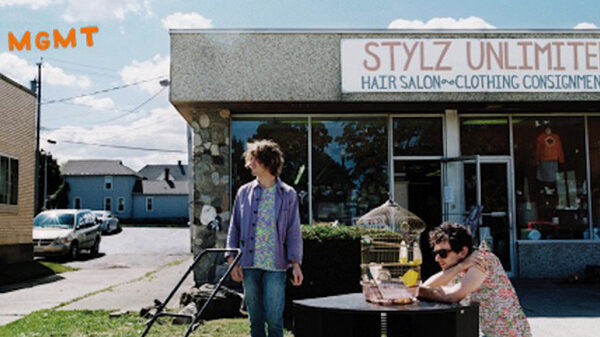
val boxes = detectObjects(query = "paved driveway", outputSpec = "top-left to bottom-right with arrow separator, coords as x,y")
0,227 -> 193,326
62,227 -> 192,269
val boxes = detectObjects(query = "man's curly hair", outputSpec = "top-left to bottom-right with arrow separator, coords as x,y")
429,222 -> 474,255
243,139 -> 285,177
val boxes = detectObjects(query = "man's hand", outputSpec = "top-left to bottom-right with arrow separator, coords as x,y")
291,263 -> 303,286
227,256 -> 244,283
459,250 -> 485,273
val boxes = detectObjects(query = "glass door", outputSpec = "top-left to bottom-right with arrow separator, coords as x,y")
442,157 -> 515,274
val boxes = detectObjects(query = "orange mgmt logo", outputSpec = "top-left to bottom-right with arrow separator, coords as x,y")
8,26 -> 99,51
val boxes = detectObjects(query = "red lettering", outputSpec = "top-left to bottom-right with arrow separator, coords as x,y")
567,41 -> 584,70
486,42 -> 503,70
363,42 -> 380,71
434,41 -> 452,71
517,41 -> 533,70
420,42 -> 433,70
402,41 -> 419,71
585,42 -> 598,70
466,41 -> 484,70
553,42 -> 565,71
381,41 -> 402,71
534,42 -> 552,70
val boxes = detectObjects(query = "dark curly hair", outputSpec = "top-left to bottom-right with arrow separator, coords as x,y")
243,139 -> 285,177
429,222 -> 474,255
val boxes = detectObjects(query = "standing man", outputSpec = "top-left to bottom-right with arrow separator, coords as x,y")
226,139 -> 303,337
419,222 -> 531,337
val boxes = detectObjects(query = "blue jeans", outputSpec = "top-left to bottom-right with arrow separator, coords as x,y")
242,268 -> 286,337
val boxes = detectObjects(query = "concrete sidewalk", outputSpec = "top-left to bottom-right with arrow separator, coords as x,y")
514,279 -> 600,337
0,256 -> 193,326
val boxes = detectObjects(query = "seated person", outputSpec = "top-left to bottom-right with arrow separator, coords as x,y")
419,222 -> 532,337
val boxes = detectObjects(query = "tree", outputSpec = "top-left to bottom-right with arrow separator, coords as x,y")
36,151 -> 66,213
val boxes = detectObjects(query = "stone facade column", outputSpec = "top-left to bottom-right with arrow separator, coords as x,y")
190,108 -> 231,285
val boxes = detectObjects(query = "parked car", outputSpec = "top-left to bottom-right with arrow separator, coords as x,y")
93,210 -> 121,234
32,209 -> 101,260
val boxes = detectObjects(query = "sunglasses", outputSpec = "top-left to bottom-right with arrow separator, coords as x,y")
433,249 -> 452,258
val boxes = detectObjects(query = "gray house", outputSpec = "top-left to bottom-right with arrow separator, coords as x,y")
133,163 -> 189,223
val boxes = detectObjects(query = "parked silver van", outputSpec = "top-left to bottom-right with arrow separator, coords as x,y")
33,209 -> 101,260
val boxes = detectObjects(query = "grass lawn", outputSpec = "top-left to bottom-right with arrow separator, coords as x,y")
39,261 -> 79,274
0,310 -> 294,337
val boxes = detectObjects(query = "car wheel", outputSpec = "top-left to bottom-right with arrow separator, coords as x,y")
91,237 -> 100,256
69,242 -> 79,261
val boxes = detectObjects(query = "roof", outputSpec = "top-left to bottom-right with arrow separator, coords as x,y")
0,72 -> 35,97
138,180 -> 189,195
137,164 -> 188,181
62,160 -> 138,176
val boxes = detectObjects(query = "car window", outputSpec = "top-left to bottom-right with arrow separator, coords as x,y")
34,213 -> 75,229
76,213 -> 87,228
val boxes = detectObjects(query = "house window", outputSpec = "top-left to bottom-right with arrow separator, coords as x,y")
104,176 -> 113,190
146,197 -> 153,212
104,197 -> 112,211
74,197 -> 81,209
117,197 -> 125,212
0,155 -> 18,205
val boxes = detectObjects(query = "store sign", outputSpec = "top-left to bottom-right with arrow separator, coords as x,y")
341,38 -> 600,93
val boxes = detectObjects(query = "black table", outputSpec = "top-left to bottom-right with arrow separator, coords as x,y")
293,293 -> 478,337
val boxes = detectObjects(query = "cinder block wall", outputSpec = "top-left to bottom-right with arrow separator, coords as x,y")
0,74 -> 36,265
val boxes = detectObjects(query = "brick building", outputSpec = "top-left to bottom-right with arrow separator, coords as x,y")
0,73 -> 36,265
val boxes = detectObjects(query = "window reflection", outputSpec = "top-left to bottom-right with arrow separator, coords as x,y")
461,118 -> 509,155
231,118 -> 309,224
312,117 -> 388,225
513,117 -> 588,240
393,118 -> 443,156
588,117 -> 600,240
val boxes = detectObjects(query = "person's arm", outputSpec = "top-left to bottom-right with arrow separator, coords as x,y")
285,192 -> 303,265
285,192 -> 303,286
423,251 -> 484,287
419,266 -> 486,303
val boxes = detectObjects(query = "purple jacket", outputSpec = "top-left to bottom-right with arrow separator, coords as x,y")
226,177 -> 303,269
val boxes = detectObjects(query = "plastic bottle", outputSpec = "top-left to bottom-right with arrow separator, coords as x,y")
411,242 -> 422,265
399,240 -> 408,264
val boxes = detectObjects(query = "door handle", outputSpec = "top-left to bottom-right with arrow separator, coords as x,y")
482,211 -> 507,217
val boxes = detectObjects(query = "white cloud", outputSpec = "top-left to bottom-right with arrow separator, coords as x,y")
43,105 -> 187,171
0,53 -> 91,88
574,22 -> 598,29
0,0 -> 59,9
119,54 -> 169,94
388,16 -> 495,29
72,96 -> 116,110
161,12 -> 213,30
62,0 -> 152,22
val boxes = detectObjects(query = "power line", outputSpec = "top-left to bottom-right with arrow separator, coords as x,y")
94,85 -> 168,124
41,138 -> 185,153
44,56 -> 120,72
42,75 -> 167,105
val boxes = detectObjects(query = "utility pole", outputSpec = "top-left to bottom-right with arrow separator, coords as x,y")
33,59 -> 42,215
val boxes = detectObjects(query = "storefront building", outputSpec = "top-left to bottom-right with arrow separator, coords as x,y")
170,30 -> 600,280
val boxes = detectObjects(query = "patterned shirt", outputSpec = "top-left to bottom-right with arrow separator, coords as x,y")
461,250 -> 532,337
252,185 -> 278,270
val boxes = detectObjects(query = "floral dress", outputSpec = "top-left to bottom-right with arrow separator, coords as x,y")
464,249 -> 532,337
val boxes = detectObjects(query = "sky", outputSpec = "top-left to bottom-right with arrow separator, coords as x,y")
1,0 -> 599,171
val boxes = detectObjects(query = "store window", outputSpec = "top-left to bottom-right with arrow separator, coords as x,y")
587,117 -> 600,240
312,117 -> 388,225
393,118 -> 443,156
231,117 -> 309,224
461,117 -> 509,155
513,117 -> 588,240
